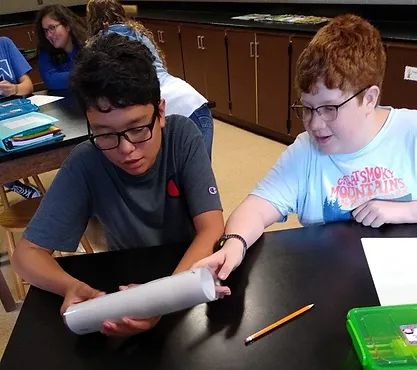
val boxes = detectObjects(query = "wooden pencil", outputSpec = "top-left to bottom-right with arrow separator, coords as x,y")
244,303 -> 315,345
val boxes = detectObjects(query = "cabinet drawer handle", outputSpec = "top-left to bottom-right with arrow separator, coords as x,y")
159,30 -> 165,43
255,42 -> 259,58
197,35 -> 201,49
200,35 -> 205,50
249,41 -> 254,58
27,31 -> 32,42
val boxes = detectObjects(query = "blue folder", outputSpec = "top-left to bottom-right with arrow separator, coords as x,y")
0,112 -> 65,152
0,98 -> 39,121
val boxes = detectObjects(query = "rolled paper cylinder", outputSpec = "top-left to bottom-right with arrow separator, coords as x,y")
63,267 -> 216,335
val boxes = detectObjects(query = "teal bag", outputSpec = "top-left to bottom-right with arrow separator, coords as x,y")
0,111 -> 65,152
0,98 -> 39,121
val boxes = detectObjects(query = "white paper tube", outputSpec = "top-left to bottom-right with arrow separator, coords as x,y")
63,267 -> 216,335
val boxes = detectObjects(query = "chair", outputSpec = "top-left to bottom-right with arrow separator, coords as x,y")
0,178 -> 94,302
0,267 -> 16,312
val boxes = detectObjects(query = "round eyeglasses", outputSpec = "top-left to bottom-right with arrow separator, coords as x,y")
291,87 -> 369,123
43,23 -> 62,35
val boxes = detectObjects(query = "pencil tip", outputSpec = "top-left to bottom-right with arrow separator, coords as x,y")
309,304 -> 315,308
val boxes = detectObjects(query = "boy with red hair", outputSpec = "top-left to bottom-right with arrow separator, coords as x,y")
195,14 -> 417,287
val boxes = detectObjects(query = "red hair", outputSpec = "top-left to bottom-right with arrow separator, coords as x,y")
295,14 -> 386,96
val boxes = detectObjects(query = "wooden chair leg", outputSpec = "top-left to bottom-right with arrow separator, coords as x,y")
80,235 -> 94,254
32,175 -> 46,195
0,186 -> 9,209
0,268 -> 16,312
5,231 -> 26,301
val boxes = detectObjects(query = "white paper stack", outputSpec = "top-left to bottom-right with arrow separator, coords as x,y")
361,238 -> 417,306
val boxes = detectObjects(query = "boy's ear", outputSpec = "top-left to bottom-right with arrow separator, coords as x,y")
364,85 -> 380,110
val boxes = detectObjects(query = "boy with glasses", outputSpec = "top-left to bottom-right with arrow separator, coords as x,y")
12,34 -> 224,336
194,14 -> 417,291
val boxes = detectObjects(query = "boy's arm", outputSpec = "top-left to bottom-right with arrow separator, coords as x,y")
12,238 -> 103,314
16,74 -> 33,96
0,74 -> 33,97
193,195 -> 282,281
173,209 -> 224,274
352,200 -> 417,228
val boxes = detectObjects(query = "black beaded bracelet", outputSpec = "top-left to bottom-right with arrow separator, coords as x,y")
218,233 -> 248,259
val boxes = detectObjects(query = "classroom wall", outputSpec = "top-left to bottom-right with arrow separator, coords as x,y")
0,0 -> 87,15
1,0 -> 415,15
124,0 -> 415,3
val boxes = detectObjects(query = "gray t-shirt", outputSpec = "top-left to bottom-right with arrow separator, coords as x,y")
24,114 -> 222,251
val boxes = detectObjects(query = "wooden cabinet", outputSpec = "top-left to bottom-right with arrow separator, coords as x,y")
381,41 -> 417,110
227,29 -> 289,135
289,35 -> 313,137
181,24 -> 229,115
0,24 -> 36,49
0,24 -> 43,91
139,19 -> 185,79
256,32 -> 290,134
227,30 -> 257,124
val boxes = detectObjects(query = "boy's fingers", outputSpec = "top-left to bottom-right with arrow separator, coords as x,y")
217,262 -> 234,280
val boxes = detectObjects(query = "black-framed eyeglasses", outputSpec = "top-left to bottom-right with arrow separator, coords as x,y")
291,86 -> 369,123
43,23 -> 62,34
88,110 -> 158,151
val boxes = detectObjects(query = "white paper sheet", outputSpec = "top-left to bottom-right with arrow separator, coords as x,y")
361,238 -> 417,306
28,95 -> 64,107
63,267 -> 216,334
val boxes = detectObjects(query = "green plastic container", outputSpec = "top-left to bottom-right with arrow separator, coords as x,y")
347,304 -> 417,369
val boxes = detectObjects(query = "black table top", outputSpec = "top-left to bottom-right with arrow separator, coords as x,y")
2,221 -> 416,370
0,93 -> 88,163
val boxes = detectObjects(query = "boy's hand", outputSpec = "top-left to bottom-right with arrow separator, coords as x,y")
0,80 -> 17,97
60,281 -> 105,315
101,316 -> 161,337
100,284 -> 161,337
352,200 -> 404,228
192,241 -> 244,297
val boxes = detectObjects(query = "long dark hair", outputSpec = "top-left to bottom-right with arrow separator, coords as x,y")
86,0 -> 166,67
35,4 -> 86,65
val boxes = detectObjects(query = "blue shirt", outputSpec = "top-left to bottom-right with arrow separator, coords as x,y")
252,108 -> 417,225
0,36 -> 31,84
38,48 -> 78,90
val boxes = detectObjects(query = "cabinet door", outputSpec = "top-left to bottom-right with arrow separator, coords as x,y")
181,24 -> 230,115
256,32 -> 290,134
0,24 -> 36,50
289,35 -> 313,137
140,20 -> 184,79
382,42 -> 417,109
227,29 -> 256,124
180,25 -> 206,95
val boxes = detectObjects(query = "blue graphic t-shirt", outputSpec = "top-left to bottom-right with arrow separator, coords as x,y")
252,107 -> 417,225
0,37 -> 31,85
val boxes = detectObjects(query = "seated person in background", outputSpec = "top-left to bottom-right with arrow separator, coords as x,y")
0,37 -> 33,98
0,36 -> 40,199
12,33 -> 224,336
194,14 -> 417,288
86,0 -> 214,158
35,4 -> 86,90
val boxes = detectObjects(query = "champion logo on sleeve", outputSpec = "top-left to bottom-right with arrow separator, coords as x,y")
208,186 -> 217,195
